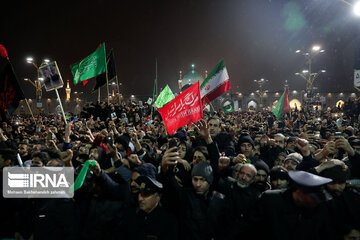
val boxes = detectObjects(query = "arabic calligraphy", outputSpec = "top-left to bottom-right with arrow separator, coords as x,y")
168,92 -> 199,117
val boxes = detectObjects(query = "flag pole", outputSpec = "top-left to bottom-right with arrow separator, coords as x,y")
25,98 -> 36,124
151,59 -> 157,120
98,87 -> 101,103
156,59 -> 158,96
104,45 -> 110,105
55,88 -> 67,124
116,75 -> 120,95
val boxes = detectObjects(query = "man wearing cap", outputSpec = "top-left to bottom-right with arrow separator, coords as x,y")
312,159 -> 360,234
283,152 -> 303,171
161,151 -> 222,239
269,166 -> 289,189
120,175 -> 178,240
253,160 -> 271,192
232,170 -> 338,239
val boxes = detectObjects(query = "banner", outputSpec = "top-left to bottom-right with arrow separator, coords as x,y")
158,81 -> 202,134
155,85 -> 175,108
0,44 -> 25,116
71,43 -> 106,85
39,61 -> 64,91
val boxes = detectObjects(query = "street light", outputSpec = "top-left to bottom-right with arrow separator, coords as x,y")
295,45 -> 325,106
25,57 -> 50,102
354,1 -> 360,16
254,78 -> 268,107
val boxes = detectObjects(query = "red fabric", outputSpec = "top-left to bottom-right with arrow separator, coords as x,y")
158,81 -> 203,135
82,80 -> 89,86
0,44 -> 8,58
283,87 -> 289,114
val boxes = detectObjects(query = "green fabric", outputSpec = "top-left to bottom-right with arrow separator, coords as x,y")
155,85 -> 175,108
271,89 -> 286,120
224,102 -> 234,114
200,59 -> 225,90
69,160 -> 96,193
71,43 -> 106,85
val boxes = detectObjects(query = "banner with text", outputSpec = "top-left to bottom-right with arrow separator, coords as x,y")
158,81 -> 202,134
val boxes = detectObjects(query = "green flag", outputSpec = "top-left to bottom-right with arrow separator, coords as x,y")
223,101 -> 234,114
271,88 -> 289,120
155,85 -> 175,108
69,160 -> 96,193
71,43 -> 106,85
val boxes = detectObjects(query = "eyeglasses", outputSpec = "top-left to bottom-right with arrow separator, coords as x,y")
209,123 -> 219,127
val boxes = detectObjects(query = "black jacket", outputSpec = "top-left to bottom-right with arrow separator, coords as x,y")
119,204 -> 178,240
238,189 -> 337,240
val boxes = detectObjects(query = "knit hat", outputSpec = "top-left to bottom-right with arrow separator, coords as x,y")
320,165 -> 350,183
191,162 -> 213,184
285,153 -> 303,164
133,163 -> 157,180
253,160 -> 270,175
238,134 -> 255,148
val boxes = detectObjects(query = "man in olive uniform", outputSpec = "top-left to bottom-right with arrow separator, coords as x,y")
120,175 -> 178,240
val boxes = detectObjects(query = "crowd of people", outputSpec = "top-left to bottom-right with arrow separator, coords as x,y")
0,99 -> 360,240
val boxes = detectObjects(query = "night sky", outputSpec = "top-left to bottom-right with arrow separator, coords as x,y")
1,0 -> 359,101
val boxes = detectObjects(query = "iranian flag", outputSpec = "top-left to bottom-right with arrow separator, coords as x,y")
200,59 -> 231,105
271,87 -> 289,120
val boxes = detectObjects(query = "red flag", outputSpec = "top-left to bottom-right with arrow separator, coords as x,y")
283,87 -> 289,114
0,44 -> 25,118
158,81 -> 203,134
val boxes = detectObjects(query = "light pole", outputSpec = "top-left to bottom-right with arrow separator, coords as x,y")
25,57 -> 50,110
254,78 -> 268,107
295,45 -> 325,105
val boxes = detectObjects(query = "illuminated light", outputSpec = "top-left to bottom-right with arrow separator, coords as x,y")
289,99 -> 301,110
38,78 -> 44,81
26,57 -> 33,63
321,70 -> 326,73
336,100 -> 344,108
354,1 -> 360,16
131,95 -> 135,98
312,45 -> 321,51
295,50 -> 301,53
44,59 -> 50,63
302,70 -> 309,73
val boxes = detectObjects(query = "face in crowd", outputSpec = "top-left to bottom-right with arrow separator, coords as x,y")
284,159 -> 298,171
192,176 -> 210,195
192,150 -> 207,166
233,164 -> 257,188
274,134 -> 285,149
208,118 -> 221,138
240,143 -> 253,158
138,191 -> 161,214
255,169 -> 268,184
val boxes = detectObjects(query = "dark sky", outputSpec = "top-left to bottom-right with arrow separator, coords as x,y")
1,0 -> 359,101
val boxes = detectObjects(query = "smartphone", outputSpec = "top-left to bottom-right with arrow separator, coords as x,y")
334,132 -> 342,139
168,139 -> 178,150
168,139 -> 178,172
107,136 -> 114,145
